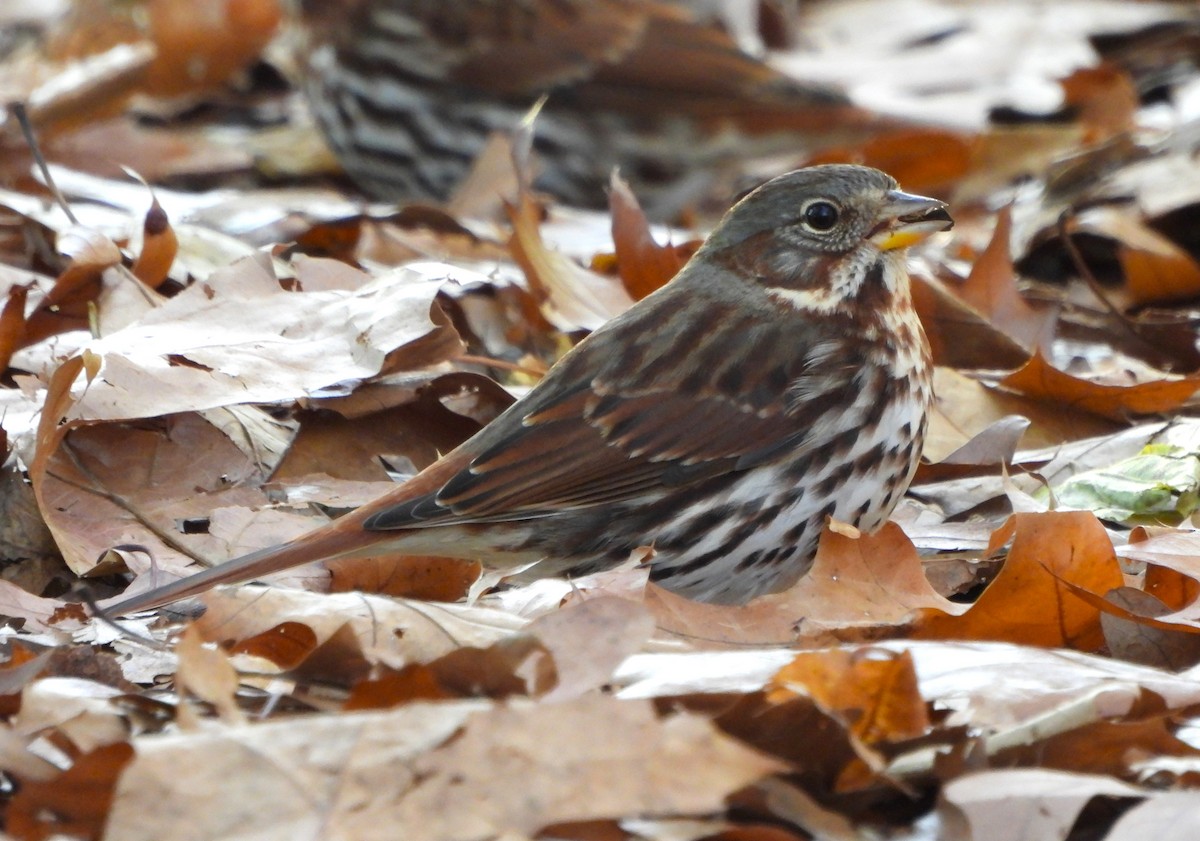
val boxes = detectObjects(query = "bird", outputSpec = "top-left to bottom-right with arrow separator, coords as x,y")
291,0 -> 888,216
103,164 -> 951,615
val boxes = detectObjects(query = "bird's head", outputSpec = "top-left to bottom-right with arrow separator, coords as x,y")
697,164 -> 953,311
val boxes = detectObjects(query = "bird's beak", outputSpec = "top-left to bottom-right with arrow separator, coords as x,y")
872,190 -> 953,251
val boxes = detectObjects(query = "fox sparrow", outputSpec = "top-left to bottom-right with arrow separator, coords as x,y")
292,0 -> 880,214
106,164 -> 951,614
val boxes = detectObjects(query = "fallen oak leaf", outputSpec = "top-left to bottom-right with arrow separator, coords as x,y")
913,511 -> 1123,650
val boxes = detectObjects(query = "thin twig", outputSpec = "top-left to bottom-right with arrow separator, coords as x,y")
455,353 -> 547,378
10,101 -> 78,225
1056,207 -> 1173,360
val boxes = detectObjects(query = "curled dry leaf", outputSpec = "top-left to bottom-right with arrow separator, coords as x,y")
175,624 -> 244,724
956,205 -> 1056,352
608,171 -> 689,300
999,351 -> 1200,423
0,282 -> 30,375
506,111 -> 635,331
130,196 -> 178,289
194,588 -> 528,671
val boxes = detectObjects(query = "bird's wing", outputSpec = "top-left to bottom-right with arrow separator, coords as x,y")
364,310 -> 867,531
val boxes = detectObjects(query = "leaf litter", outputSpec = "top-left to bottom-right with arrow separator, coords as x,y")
5,2 -> 1200,840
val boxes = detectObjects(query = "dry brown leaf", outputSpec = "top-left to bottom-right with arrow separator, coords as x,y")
1144,560 -> 1200,613
1059,64 -> 1139,145
525,596 -> 655,702
142,0 -> 281,96
346,635 -> 554,709
130,196 -> 177,289
996,715 -> 1200,780
228,621 -> 318,671
328,554 -> 481,603
344,663 -> 456,709
8,741 -> 134,841
287,621 -> 373,688
939,768 -> 1143,841
1119,529 -> 1200,589
0,580 -> 73,634
105,697 -> 782,840
1072,206 -> 1200,307
998,351 -> 1200,422
923,367 -> 1116,463
505,112 -> 635,331
195,588 -> 528,671
37,413 -> 270,577
1101,588 -> 1200,670
957,206 -> 1055,351
64,257 -> 454,423
648,522 -> 960,646
809,128 -> 973,195
0,283 -> 29,375
175,623 -> 243,724
910,273 -> 1029,371
770,648 -> 929,746
1106,791 -> 1200,840
608,171 -> 688,300
21,226 -> 121,347
914,512 -> 1123,650
14,676 -> 127,755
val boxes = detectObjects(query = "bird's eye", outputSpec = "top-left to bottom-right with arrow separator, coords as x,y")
803,201 -> 839,232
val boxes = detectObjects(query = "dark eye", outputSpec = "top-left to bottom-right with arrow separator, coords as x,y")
803,201 -> 839,232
